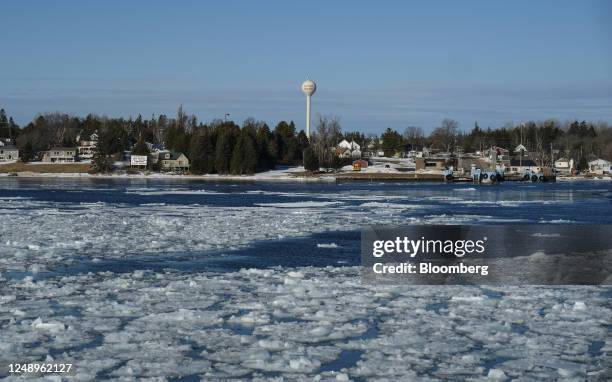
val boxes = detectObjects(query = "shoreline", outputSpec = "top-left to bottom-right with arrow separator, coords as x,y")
0,170 -> 336,182
1,163 -> 610,182
1,171 -> 610,182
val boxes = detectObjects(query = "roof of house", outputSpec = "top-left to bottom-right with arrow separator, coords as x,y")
161,151 -> 187,161
510,159 -> 538,166
588,159 -> 611,165
47,147 -> 76,151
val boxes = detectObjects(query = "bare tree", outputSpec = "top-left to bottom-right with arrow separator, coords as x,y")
311,115 -> 342,170
431,118 -> 459,152
403,126 -> 425,147
177,105 -> 188,131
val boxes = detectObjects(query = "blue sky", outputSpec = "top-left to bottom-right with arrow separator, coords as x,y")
1,0 -> 611,133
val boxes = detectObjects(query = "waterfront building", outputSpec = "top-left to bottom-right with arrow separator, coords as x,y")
41,147 -> 76,163
0,144 -> 19,162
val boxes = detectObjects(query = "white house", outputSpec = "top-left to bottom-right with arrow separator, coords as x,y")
336,139 -> 361,159
588,159 -> 611,175
337,139 -> 360,151
508,159 -> 541,174
0,145 -> 19,162
337,139 -> 351,150
406,150 -> 423,158
554,157 -> 574,175
41,147 -> 76,163
160,151 -> 190,172
77,132 -> 98,159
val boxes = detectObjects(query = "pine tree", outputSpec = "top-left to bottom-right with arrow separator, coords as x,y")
255,125 -> 275,170
189,131 -> 216,174
296,130 -> 308,151
578,155 -> 588,171
229,130 -> 259,175
230,134 -> 246,175
242,133 -> 258,174
303,147 -> 319,172
202,132 -> 216,174
215,131 -> 233,174
21,141 -> 35,162
92,129 -> 115,173
131,139 -> 150,156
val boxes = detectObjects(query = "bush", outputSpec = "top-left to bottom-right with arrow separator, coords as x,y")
303,147 -> 319,172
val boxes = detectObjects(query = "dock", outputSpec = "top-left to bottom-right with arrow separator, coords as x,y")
335,172 -> 445,182
333,172 -> 555,183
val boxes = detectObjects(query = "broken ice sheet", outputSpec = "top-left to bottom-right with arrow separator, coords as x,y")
1,267 -> 610,380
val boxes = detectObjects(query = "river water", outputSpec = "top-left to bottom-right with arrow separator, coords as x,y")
0,178 -> 610,380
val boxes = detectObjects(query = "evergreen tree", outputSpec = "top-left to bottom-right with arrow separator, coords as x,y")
215,130 -> 233,174
256,125 -> 275,170
0,109 -> 8,138
189,131 -> 215,174
230,134 -> 246,175
21,141 -> 35,162
381,127 -> 403,154
303,147 -> 319,172
578,155 -> 588,171
242,133 -> 258,174
131,139 -> 150,155
273,121 -> 299,164
230,130 -> 258,175
296,130 -> 309,150
92,129 -> 116,173
0,109 -> 21,140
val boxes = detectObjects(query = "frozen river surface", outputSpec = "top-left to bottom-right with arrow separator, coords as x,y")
0,178 -> 610,381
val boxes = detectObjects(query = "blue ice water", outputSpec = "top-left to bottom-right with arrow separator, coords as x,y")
1,178 -> 610,381
1,178 -> 611,278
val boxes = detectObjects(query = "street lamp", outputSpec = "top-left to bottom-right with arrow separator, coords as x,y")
224,113 -> 230,123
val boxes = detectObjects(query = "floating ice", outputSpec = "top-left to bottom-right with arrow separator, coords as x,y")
255,201 -> 342,208
1,267 -> 608,380
317,243 -> 339,248
1,180 -> 610,380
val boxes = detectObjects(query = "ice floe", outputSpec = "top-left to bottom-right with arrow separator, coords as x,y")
1,267 -> 608,380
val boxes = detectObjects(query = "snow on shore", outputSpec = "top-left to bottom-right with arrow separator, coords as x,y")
0,166 -> 337,182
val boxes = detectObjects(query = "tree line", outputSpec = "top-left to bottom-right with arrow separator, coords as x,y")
2,107 -> 312,174
2,107 -> 612,173
353,119 -> 612,169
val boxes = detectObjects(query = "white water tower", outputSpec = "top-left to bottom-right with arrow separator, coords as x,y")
301,79 -> 316,139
